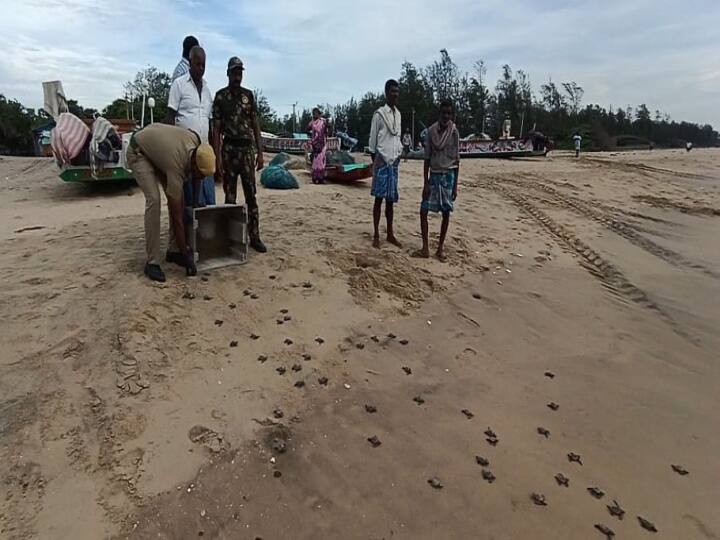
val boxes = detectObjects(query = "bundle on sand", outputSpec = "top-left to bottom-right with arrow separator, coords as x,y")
260,166 -> 299,189
269,152 -> 306,170
326,150 -> 355,166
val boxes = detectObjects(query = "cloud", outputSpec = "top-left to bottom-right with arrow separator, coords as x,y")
1,0 -> 718,127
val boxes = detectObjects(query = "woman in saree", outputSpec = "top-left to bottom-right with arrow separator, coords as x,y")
308,107 -> 328,184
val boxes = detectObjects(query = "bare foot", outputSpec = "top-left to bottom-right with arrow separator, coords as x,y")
387,236 -> 402,248
372,237 -> 381,249
412,248 -> 430,258
436,250 -> 447,262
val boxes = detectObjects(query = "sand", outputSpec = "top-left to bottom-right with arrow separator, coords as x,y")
0,148 -> 719,539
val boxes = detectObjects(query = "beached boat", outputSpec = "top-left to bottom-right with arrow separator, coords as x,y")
324,163 -> 372,183
459,137 -> 547,158
262,133 -> 341,155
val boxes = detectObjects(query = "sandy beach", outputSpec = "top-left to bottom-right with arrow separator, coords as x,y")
1,148 -> 719,539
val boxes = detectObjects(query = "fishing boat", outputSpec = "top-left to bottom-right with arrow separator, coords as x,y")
458,137 -> 547,158
262,132 -> 341,155
324,162 -> 372,183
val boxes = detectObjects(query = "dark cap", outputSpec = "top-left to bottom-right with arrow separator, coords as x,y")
227,57 -> 244,73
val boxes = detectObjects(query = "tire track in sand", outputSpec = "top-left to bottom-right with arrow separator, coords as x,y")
480,180 -> 697,343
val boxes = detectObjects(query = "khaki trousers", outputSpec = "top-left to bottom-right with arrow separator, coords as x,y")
127,146 -> 177,265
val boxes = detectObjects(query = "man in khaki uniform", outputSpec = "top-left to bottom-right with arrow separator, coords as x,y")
127,123 -> 216,282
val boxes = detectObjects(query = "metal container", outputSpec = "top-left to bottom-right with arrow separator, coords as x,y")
189,204 -> 248,272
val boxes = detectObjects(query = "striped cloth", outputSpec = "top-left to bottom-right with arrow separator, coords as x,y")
172,58 -> 190,82
50,113 -> 90,164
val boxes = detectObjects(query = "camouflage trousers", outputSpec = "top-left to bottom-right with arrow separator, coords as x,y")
222,144 -> 260,241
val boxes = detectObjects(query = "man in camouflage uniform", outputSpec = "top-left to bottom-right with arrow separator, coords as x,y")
212,56 -> 267,252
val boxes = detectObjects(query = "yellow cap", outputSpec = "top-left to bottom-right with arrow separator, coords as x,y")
195,143 -> 216,176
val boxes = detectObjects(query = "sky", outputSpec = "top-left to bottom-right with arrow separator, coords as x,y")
2,0 -> 719,128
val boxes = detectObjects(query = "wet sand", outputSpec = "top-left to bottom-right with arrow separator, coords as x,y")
1,149 -> 719,539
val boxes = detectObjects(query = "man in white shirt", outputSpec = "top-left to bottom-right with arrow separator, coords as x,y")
171,36 -> 199,82
368,79 -> 402,249
167,46 -> 215,206
573,132 -> 582,158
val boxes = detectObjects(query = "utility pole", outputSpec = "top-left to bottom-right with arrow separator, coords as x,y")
291,101 -> 298,134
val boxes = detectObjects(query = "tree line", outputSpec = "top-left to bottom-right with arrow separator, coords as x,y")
1,49 -> 717,155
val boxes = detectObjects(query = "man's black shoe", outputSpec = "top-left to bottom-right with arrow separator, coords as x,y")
165,251 -> 185,267
144,263 -> 166,282
250,239 -> 267,253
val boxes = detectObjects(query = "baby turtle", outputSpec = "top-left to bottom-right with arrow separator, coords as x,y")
461,409 -> 474,419
671,464 -> 689,476
428,477 -> 443,490
486,437 -> 499,447
554,473 -> 570,487
250,333 -> 260,340
229,340 -> 238,348
273,470 -> 282,478
228,303 -> 236,309
201,276 -> 209,282
284,315 -> 292,322
243,289 -> 252,296
276,319 -> 284,325
367,435 -> 382,448
484,428 -> 497,439
356,343 -> 365,350
280,308 -> 289,314
315,337 -> 325,344
365,404 -> 377,414
537,427 -> 551,438
318,376 -> 329,386
371,336 -> 380,342
214,319 -> 224,326
402,366 -> 412,375
587,487 -> 605,499
182,291 -> 195,299
284,338 -> 293,345
272,408 -> 284,419
387,333 -> 397,339
294,380 -> 305,388
276,366 -> 286,375
302,281 -> 313,288
291,363 -> 302,372
413,396 -> 425,405
594,524 -> 615,539
257,355 -> 268,363
399,339 -> 409,345
250,293 -> 259,300
606,500 -> 625,520
567,452 -> 583,465
269,274 -> 276,280
547,402 -> 560,411
544,371 -> 555,379
302,353 -> 312,361
481,470 -> 496,484
203,295 -> 212,301
637,516 -> 657,533
270,438 -> 287,454
475,456 -> 490,467
531,493 -> 547,506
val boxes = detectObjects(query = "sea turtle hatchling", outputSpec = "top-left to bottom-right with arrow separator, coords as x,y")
476,456 -> 490,467
568,452 -> 583,465
587,487 -> 605,499
428,477 -> 444,490
554,473 -> 570,487
594,524 -> 615,539
671,464 -> 689,476
637,516 -> 658,533
461,409 -> 474,419
365,404 -> 377,414
413,396 -> 425,405
367,435 -> 382,448
531,493 -> 547,506
481,470 -> 496,483
607,500 -> 625,520
537,427 -> 551,438
484,428 -> 497,439
547,402 -> 560,411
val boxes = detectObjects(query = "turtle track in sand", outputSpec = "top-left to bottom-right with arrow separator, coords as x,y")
493,176 -> 719,279
480,180 -> 696,343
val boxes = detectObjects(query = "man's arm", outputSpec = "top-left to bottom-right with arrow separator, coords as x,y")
166,79 -> 181,124
368,112 -> 379,162
167,196 -> 196,275
423,160 -> 431,200
452,130 -> 460,200
253,109 -> 264,171
212,117 -> 223,180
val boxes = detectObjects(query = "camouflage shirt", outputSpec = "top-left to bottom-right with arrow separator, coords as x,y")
212,86 -> 257,142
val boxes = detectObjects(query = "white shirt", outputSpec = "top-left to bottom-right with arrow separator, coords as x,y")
168,74 -> 212,143
573,134 -> 582,149
369,104 -> 402,163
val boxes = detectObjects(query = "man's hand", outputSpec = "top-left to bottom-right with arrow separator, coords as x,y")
422,182 -> 431,201
256,153 -> 264,171
452,190 -> 458,201
216,158 -> 224,179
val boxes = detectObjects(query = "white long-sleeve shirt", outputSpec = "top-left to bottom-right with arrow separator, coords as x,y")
369,104 -> 402,164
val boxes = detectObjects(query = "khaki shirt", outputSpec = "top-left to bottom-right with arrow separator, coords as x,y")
424,122 -> 460,173
134,124 -> 200,200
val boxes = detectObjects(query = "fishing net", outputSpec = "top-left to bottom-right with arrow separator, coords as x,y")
260,165 -> 299,190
